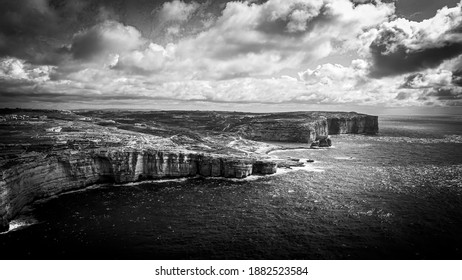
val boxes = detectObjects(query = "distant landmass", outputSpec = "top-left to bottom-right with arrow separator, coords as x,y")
0,109 -> 378,232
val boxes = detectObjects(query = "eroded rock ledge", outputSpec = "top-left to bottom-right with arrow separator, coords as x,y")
0,109 -> 378,231
0,149 -> 276,231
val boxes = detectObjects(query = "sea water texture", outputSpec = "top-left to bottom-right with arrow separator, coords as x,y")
1,115 -> 461,259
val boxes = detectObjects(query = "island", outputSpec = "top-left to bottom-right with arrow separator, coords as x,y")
0,109 -> 378,232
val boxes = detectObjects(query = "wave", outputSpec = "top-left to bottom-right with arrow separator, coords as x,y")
115,177 -> 193,186
275,161 -> 325,174
205,175 -> 265,182
0,217 -> 38,234
351,134 -> 462,144
334,156 -> 355,160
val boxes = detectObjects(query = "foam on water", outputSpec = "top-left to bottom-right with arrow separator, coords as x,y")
274,162 -> 325,174
374,135 -> 462,144
334,156 -> 355,160
116,177 -> 192,186
1,217 -> 37,234
268,148 -> 311,155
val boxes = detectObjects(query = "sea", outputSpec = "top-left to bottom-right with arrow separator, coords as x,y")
1,115 -> 462,259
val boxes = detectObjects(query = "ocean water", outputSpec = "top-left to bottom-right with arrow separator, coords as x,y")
1,115 -> 462,259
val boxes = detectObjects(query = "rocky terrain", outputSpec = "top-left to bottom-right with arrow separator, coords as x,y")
0,109 -> 378,232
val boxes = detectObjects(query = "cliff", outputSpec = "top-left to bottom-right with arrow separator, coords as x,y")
0,149 -> 276,232
327,114 -> 379,135
226,112 -> 378,143
231,117 -> 329,143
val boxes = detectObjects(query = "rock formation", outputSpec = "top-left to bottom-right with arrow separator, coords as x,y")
310,136 -> 332,148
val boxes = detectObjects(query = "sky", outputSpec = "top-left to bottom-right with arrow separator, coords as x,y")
1,0 -> 462,115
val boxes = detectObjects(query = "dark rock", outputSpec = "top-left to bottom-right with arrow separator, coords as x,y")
253,160 -> 278,175
276,160 -> 304,169
306,159 -> 314,163
318,136 -> 332,147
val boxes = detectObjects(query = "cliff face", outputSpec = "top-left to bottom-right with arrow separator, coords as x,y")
230,114 -> 378,143
0,150 -> 277,231
327,115 -> 379,135
232,117 -> 329,143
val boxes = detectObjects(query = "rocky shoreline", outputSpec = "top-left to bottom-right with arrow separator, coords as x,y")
0,109 -> 378,232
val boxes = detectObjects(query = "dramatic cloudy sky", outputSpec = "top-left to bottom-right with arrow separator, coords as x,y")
1,0 -> 462,114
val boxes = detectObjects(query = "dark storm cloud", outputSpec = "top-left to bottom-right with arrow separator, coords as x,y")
452,68 -> 462,86
0,0 -> 62,64
0,0 -> 155,64
369,32 -> 462,78
401,73 -> 426,88
0,0 -> 228,65
0,0 -> 118,65
365,2 -> 462,78
425,87 -> 462,100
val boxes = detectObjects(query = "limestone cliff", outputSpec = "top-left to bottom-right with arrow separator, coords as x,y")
0,149 -> 277,231
228,113 -> 378,143
231,117 -> 329,143
327,114 -> 379,135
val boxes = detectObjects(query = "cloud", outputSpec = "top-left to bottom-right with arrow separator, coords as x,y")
3,0 -> 462,110
0,57 -> 54,82
113,43 -> 176,74
417,86 -> 462,106
158,0 -> 200,22
425,87 -> 462,100
172,0 -> 394,79
452,68 -> 462,86
297,59 -> 404,105
401,70 -> 453,88
62,0 -> 393,80
366,3 -> 462,77
69,20 -> 145,61
150,0 -> 215,43
297,58 -> 462,107
298,59 -> 369,86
